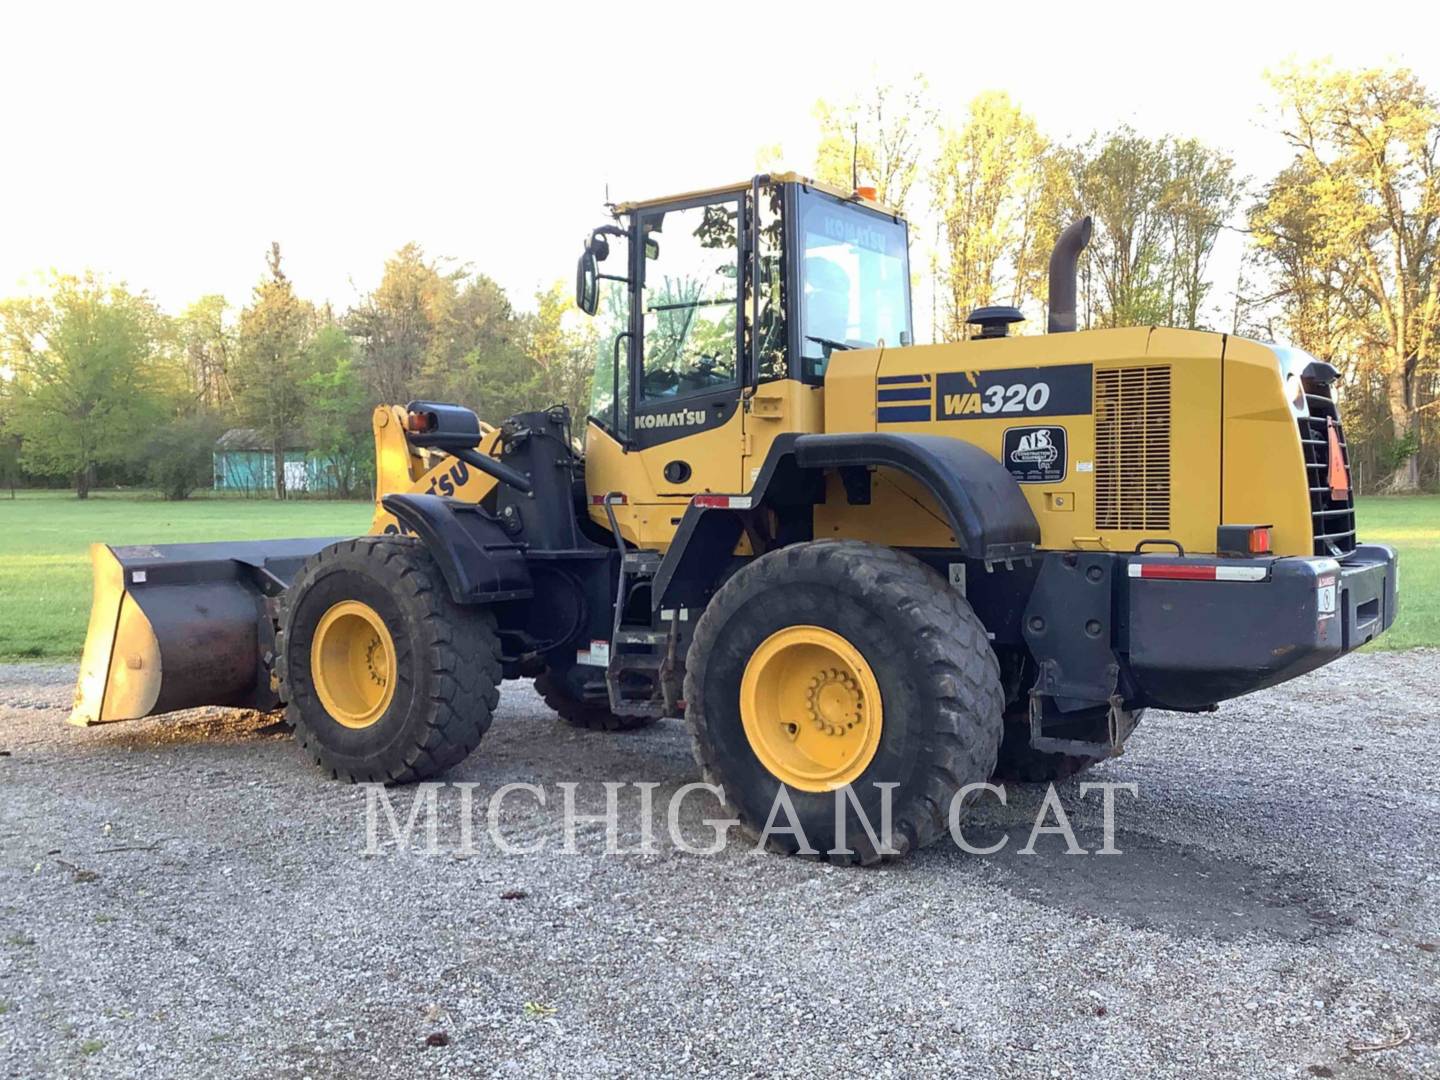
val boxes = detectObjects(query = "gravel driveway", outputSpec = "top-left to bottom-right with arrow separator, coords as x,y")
1,652 -> 1437,1078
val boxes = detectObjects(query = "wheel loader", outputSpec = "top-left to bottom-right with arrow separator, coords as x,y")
69,173 -> 1398,861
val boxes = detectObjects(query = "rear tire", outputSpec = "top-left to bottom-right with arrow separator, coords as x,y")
276,537 -> 501,783
534,666 -> 659,732
684,540 -> 1004,864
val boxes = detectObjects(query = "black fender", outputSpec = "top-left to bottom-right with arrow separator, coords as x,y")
381,494 -> 533,604
652,432 -> 1039,612
793,432 -> 1039,560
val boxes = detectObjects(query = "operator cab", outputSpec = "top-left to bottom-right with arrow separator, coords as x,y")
575,174 -> 913,456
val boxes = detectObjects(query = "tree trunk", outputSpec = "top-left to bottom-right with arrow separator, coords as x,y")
273,438 -> 287,501
1384,367 -> 1420,492
75,462 -> 92,499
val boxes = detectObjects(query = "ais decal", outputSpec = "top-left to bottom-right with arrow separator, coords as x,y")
935,364 -> 1091,421
635,407 -> 706,430
1003,425 -> 1067,483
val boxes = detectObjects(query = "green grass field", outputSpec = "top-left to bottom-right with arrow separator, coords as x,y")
1350,494 -> 1438,651
0,490 -> 1433,660
0,491 -> 373,660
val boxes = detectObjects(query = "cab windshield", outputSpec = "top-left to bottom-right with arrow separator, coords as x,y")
797,190 -> 911,381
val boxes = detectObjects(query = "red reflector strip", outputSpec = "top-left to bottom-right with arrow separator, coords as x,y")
589,494 -> 627,506
1128,563 -> 1268,582
691,494 -> 753,509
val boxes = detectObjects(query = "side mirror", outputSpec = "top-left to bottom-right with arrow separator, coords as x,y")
576,249 -> 598,315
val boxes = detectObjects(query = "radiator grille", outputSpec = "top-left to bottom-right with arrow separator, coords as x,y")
1298,383 -> 1357,556
1094,366 -> 1172,530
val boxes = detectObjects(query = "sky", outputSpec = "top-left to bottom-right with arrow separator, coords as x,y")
2,0 -> 1437,328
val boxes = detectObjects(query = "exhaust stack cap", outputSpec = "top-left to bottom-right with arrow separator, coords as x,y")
967,305 -> 1025,339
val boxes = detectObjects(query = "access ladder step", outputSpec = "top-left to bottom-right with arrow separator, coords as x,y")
613,629 -> 669,645
611,701 -> 669,718
610,654 -> 665,672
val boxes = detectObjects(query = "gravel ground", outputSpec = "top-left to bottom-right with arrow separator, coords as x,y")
1,652 -> 1438,1079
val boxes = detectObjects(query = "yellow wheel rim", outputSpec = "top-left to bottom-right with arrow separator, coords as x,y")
740,625 -> 883,792
311,600 -> 397,729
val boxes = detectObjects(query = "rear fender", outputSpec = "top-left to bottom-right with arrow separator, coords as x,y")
651,433 -> 1039,612
792,432 -> 1039,561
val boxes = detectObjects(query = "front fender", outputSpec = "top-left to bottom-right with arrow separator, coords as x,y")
381,494 -> 532,604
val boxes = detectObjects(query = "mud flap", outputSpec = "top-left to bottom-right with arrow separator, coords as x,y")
69,538 -> 341,725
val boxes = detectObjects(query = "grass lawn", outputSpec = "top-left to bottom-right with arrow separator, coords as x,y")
1354,494 -> 1438,651
0,490 -> 1432,661
0,491 -> 373,660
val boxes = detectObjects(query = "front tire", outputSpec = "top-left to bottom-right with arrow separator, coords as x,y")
276,537 -> 501,783
684,541 -> 1004,863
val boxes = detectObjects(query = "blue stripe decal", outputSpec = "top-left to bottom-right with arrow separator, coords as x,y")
877,373 -> 931,385
877,387 -> 932,402
877,405 -> 932,423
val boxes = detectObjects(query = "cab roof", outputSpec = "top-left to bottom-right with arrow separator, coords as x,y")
611,172 -> 904,221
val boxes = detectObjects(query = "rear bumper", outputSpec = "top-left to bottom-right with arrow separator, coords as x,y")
1124,543 -> 1398,710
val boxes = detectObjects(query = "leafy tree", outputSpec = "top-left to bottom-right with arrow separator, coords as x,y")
1251,62 -> 1440,490
347,242 -> 460,406
0,273 -> 170,497
303,324 -> 372,498
814,75 -> 937,217
175,295 -> 235,410
1160,140 -> 1243,329
143,413 -> 224,500
931,92 -> 1059,339
233,244 -> 315,499
0,380 -> 19,497
346,245 -> 534,424
524,282 -> 598,423
1062,128 -> 1176,328
426,272 -> 528,421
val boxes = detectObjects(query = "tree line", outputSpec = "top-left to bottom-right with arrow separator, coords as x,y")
802,61 -> 1438,491
1,59 -> 1435,497
0,244 -> 596,498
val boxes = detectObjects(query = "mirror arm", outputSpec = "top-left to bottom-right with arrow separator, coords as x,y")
587,223 -> 627,258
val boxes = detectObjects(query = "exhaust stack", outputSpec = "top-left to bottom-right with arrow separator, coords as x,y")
1047,216 -> 1093,334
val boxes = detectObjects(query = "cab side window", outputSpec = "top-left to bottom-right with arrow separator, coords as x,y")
752,184 -> 786,383
639,201 -> 739,405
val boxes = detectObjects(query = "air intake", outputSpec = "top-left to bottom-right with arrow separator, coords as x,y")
1094,366 -> 1171,531
966,305 -> 1024,339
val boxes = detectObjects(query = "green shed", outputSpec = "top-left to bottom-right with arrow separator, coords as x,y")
213,428 -> 340,494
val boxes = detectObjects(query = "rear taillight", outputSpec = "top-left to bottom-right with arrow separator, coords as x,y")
1217,524 -> 1273,558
